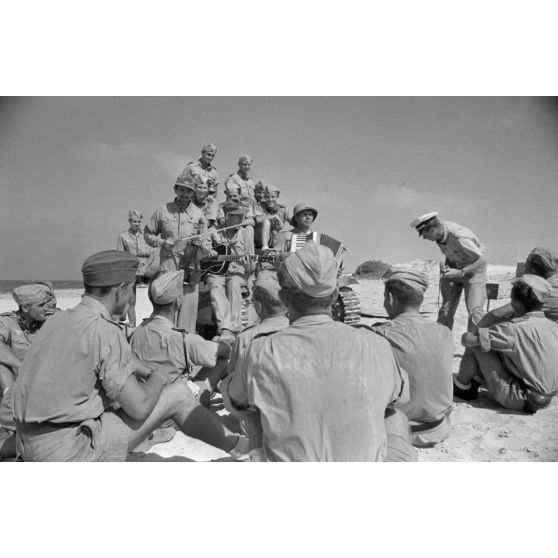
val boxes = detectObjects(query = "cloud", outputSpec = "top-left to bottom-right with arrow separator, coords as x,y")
369,184 -> 420,208
75,141 -> 192,177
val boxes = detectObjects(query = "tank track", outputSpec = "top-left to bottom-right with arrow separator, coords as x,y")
332,287 -> 361,325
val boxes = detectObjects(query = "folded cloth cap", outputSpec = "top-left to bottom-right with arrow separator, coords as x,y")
12,284 -> 50,306
526,247 -> 558,274
410,211 -> 440,234
291,203 -> 318,226
174,174 -> 196,191
265,184 -> 280,194
32,280 -> 54,295
222,201 -> 248,216
254,181 -> 266,191
254,270 -> 281,299
82,250 -> 139,287
282,240 -> 337,297
128,209 -> 142,220
201,143 -> 216,153
384,267 -> 429,293
150,270 -> 184,304
512,274 -> 552,304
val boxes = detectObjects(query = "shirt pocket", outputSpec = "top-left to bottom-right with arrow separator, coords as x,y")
10,330 -> 30,360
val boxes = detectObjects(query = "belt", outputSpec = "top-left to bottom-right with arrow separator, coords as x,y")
411,416 -> 445,433
16,420 -> 83,433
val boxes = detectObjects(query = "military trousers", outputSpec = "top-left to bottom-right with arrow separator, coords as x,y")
438,275 -> 486,332
205,273 -> 245,333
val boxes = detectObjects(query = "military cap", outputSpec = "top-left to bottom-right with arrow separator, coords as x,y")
291,203 -> 318,226
254,270 -> 281,299
222,201 -> 248,216
254,181 -> 266,191
383,267 -> 429,294
82,250 -> 139,287
12,284 -> 50,306
265,184 -> 280,195
238,154 -> 252,164
282,240 -> 337,297
410,211 -> 440,235
128,209 -> 142,220
201,143 -> 216,153
512,274 -> 552,304
174,174 -> 196,191
525,247 -> 558,274
150,270 -> 184,305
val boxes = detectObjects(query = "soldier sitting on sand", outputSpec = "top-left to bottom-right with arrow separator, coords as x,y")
371,268 -> 454,448
454,274 -> 558,414
131,270 -> 232,409
12,250 -> 250,461
0,283 -> 55,459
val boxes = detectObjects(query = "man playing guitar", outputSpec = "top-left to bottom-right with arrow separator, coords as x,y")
204,201 -> 255,341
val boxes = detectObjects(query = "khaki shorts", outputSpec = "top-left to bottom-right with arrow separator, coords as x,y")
17,412 -> 131,462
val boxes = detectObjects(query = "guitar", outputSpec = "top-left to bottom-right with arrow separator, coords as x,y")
200,243 -> 276,276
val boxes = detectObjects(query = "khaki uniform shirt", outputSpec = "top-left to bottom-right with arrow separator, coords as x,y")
226,314 -> 289,377
209,227 -> 255,277
117,228 -> 152,258
479,311 -> 558,394
130,314 -> 218,381
225,314 -> 409,461
437,221 -> 486,282
0,311 -> 42,362
184,160 -> 219,196
13,297 -> 135,424
144,200 -> 208,272
373,312 -> 454,424
193,197 -> 219,226
224,172 -> 256,203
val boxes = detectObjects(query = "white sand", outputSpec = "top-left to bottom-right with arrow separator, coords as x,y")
2,263 -> 557,461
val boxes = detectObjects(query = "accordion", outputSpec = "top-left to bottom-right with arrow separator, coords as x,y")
289,232 -> 346,264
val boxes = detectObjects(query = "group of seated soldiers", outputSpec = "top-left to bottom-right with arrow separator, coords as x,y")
0,143 -> 557,461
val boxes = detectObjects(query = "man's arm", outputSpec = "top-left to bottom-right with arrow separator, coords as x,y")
0,342 -> 22,371
116,234 -> 126,252
143,208 -> 164,248
116,369 -> 169,421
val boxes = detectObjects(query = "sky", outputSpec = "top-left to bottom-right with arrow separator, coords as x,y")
1,96 -> 558,280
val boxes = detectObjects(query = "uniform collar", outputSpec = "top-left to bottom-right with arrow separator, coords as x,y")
171,199 -> 194,214
127,227 -> 143,236
80,295 -> 112,318
392,310 -> 422,321
15,310 -> 42,333
149,314 -> 175,327
290,314 -> 333,327
437,223 -> 449,245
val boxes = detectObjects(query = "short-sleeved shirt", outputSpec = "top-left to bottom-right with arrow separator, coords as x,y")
372,312 -> 454,424
193,197 -> 219,226
226,314 -> 289,377
437,220 -> 486,278
130,314 -> 218,381
225,314 -> 409,461
144,200 -> 208,272
0,311 -> 43,361
184,160 -> 219,196
13,297 -> 135,424
478,311 -> 558,394
224,173 -> 256,202
117,228 -> 152,259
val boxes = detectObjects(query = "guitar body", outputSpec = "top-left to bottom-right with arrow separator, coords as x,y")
200,243 -> 231,276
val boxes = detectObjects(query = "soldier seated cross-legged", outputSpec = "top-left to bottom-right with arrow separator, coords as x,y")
454,274 -> 558,414
11,250 -> 250,461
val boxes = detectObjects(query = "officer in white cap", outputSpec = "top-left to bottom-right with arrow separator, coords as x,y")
410,211 -> 487,332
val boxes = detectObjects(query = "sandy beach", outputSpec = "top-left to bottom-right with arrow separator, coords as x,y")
2,262 -> 557,462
